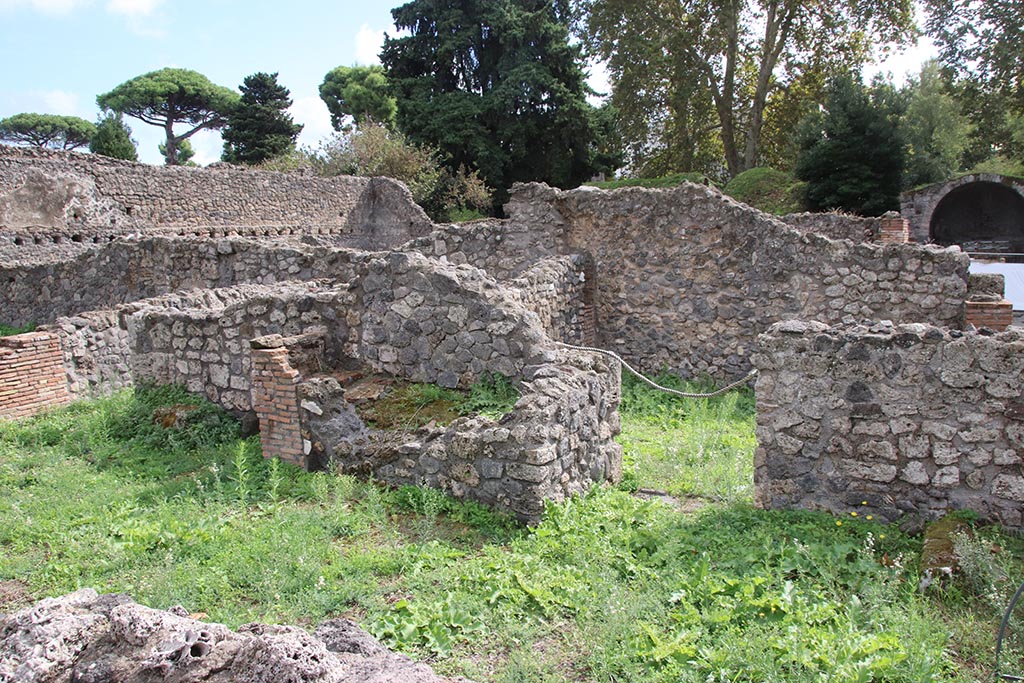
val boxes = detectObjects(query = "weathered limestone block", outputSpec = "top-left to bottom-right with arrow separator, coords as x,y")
0,589 -> 467,683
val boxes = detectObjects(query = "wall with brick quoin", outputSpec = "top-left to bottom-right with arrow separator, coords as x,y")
0,144 -> 433,250
121,250 -> 620,521
753,320 -> 1024,529
0,331 -> 71,419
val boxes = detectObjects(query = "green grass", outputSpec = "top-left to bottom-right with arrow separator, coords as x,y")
358,374 -> 520,429
0,322 -> 36,337
1,384 -> 1021,682
723,166 -> 807,215
617,373 -> 756,504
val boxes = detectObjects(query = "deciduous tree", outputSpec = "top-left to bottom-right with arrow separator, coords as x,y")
900,60 -> 970,188
97,68 -> 239,165
577,0 -> 915,178
222,72 -> 303,164
319,65 -> 397,130
0,113 -> 96,150
924,0 -> 1024,165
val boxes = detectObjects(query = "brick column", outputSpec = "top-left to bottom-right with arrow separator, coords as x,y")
965,300 -> 1014,331
879,213 -> 910,244
250,343 -> 307,467
0,332 -> 71,420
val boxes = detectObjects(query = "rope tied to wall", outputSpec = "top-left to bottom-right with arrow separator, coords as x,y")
555,342 -> 758,398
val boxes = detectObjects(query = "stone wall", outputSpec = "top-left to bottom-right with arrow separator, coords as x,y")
0,331 -> 70,419
504,182 -> 971,379
46,309 -> 131,398
400,217 -> 563,281
0,237 -> 363,328
781,212 -> 882,243
120,250 -> 620,521
509,254 -> 594,345
753,320 -> 1024,529
299,351 -> 621,521
0,144 -> 432,249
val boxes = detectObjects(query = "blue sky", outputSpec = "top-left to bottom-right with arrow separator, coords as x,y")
0,0 -> 400,163
0,0 -> 935,166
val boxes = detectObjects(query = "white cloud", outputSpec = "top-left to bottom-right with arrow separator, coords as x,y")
290,95 -> 334,150
2,89 -> 90,118
105,0 -> 160,16
354,24 -> 385,65
0,0 -> 91,14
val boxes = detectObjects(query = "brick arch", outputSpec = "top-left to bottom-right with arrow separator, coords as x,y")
901,174 -> 1024,254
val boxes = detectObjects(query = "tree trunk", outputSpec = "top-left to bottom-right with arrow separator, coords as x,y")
164,117 -> 178,165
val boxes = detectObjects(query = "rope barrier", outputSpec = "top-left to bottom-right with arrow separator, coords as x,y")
555,342 -> 757,399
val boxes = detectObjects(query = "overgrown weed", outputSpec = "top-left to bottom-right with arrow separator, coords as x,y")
0,384 -> 1021,682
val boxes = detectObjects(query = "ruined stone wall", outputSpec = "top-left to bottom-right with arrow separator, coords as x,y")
0,331 -> 70,419
754,320 -> 1024,529
123,251 -> 620,521
504,182 -> 970,379
400,217 -> 563,281
509,254 -> 593,345
306,351 -> 621,521
46,309 -> 130,398
781,212 -> 882,243
0,144 -> 432,249
0,237 -> 363,327
125,281 -> 345,414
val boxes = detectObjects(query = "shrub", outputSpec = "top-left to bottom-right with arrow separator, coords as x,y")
723,167 -> 806,215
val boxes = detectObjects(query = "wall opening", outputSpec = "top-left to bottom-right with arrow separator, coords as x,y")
930,181 -> 1024,261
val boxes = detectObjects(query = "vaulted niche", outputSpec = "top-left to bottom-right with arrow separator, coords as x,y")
930,181 -> 1024,260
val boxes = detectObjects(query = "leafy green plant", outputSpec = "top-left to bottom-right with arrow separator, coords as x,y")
457,373 -> 519,419
369,595 -> 485,656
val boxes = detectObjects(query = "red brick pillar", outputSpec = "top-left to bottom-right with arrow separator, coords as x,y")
879,213 -> 910,244
250,344 -> 307,467
964,300 -> 1014,331
0,332 -> 71,420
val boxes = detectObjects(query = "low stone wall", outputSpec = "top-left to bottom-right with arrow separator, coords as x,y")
126,281 -> 341,414
0,144 -> 432,250
300,351 -> 621,521
505,182 -> 971,380
0,237 -> 363,328
0,331 -> 70,419
781,212 -> 882,243
45,309 -> 131,398
119,250 -> 620,521
753,320 -> 1024,529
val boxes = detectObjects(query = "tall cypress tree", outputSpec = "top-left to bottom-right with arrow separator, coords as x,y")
222,72 -> 303,165
90,113 -> 138,161
381,0 -> 617,202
